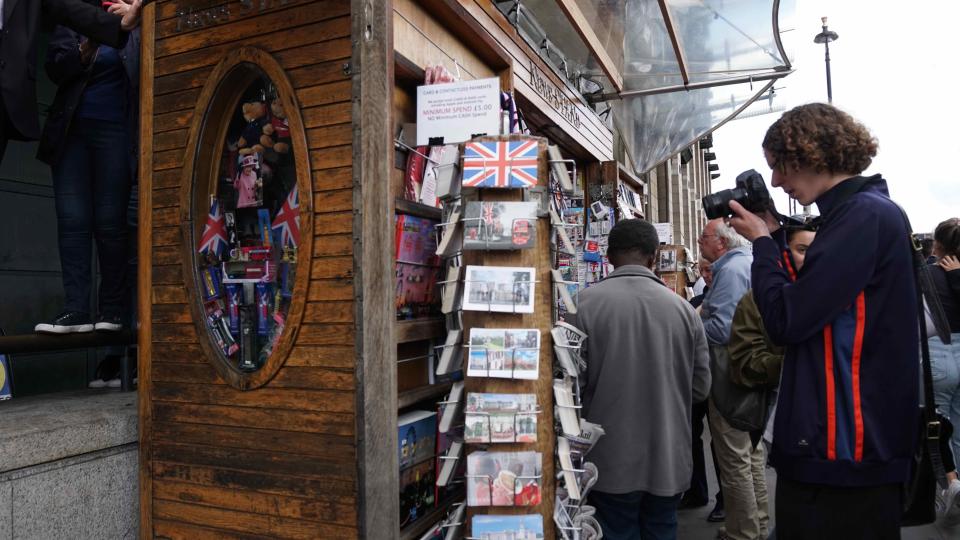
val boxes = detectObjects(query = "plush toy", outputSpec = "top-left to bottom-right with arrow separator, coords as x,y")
260,96 -> 291,155
237,101 -> 268,156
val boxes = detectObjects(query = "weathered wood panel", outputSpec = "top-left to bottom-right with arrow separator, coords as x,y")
143,1 -> 360,536
152,401 -> 355,437
153,480 -> 357,526
153,500 -> 356,540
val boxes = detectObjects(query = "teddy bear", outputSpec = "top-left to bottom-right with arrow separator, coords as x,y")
259,96 -> 291,155
236,100 -> 269,156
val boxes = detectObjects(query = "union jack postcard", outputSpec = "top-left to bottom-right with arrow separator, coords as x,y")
462,140 -> 540,188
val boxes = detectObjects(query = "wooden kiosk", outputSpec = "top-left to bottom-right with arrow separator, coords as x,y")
138,1 -> 634,538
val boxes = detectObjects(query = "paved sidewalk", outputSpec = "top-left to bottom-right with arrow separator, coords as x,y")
676,433 -> 954,539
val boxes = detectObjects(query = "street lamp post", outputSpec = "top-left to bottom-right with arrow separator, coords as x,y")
814,17 -> 839,104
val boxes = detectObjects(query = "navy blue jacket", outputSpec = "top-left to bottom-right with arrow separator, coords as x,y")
36,23 -> 140,170
752,175 -> 919,486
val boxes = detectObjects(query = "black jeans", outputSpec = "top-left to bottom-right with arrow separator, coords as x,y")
776,477 -> 902,540
52,119 -> 131,317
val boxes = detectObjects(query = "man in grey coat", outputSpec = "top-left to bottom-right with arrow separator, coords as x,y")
570,219 -> 711,540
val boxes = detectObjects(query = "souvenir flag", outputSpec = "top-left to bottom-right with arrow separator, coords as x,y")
462,140 -> 539,188
198,199 -> 229,257
272,185 -> 301,248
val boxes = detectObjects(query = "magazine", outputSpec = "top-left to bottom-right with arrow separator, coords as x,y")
467,451 -> 542,507
463,202 -> 538,250
464,393 -> 538,443
466,328 -> 541,380
461,265 -> 536,314
471,514 -> 544,539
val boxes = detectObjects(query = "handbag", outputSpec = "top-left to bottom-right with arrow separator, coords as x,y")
709,343 -> 773,434
887,201 -> 953,525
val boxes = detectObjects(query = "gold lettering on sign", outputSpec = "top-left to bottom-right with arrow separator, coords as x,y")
528,61 -> 582,130
175,0 -> 290,32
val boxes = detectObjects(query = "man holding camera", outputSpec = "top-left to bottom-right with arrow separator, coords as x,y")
727,103 -> 918,539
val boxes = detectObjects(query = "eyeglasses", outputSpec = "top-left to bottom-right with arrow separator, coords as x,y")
698,233 -> 717,243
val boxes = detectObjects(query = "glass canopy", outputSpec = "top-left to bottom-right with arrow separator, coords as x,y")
497,0 -> 795,172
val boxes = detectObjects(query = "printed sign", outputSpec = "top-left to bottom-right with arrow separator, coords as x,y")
417,78 -> 500,145
0,354 -> 11,400
654,222 -> 673,244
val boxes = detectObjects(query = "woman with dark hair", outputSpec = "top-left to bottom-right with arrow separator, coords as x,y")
33,14 -> 140,338
929,217 -> 960,525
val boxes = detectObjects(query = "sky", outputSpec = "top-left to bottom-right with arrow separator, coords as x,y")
711,0 -> 960,233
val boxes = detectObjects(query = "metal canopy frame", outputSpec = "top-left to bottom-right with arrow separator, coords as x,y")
550,0 -> 794,102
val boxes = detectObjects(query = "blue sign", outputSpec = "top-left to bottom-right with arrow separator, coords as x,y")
0,354 -> 11,400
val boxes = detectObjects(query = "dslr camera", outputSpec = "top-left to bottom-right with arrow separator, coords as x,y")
702,169 -> 772,220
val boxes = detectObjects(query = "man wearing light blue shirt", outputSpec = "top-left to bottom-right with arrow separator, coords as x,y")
699,218 -> 769,540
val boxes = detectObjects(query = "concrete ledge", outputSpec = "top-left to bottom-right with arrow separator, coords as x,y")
0,390 -> 139,539
0,390 -> 137,473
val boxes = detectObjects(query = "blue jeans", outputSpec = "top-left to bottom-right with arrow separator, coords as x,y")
52,119 -> 131,317
589,490 -> 681,540
931,333 -> 960,461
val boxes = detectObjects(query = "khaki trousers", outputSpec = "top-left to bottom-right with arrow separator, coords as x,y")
708,399 -> 769,540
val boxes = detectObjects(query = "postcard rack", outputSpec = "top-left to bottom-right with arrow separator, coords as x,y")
453,134 -> 558,538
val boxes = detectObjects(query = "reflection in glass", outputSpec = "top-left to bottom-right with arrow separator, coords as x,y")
195,68 -> 299,372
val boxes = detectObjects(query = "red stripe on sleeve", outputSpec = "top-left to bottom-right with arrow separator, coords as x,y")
852,292 -> 866,462
824,326 -> 837,461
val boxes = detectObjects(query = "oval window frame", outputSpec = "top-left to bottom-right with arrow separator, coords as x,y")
179,47 -> 313,390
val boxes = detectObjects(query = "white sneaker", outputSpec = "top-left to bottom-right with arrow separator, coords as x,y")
88,379 -> 109,389
939,479 -> 960,527
105,378 -> 122,389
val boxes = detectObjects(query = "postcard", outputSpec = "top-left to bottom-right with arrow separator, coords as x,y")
658,247 -> 678,273
463,202 -> 538,250
466,328 -> 540,380
465,393 -> 538,444
471,514 -> 544,539
461,265 -> 536,314
462,140 -> 540,189
467,451 -> 542,507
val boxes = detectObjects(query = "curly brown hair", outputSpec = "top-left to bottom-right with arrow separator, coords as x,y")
763,103 -> 878,175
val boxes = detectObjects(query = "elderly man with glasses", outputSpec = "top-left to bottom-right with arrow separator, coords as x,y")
698,218 -> 769,540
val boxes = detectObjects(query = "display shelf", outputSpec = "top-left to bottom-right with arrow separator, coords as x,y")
399,488 -> 465,540
398,381 -> 453,410
396,317 -> 446,344
395,198 -> 443,221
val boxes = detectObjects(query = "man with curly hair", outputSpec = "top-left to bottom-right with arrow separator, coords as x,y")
728,103 -> 918,539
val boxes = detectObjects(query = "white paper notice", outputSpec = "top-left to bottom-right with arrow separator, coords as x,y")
654,222 -> 673,244
417,78 -> 500,146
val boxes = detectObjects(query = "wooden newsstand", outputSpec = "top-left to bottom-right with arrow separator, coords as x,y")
138,1 -> 615,538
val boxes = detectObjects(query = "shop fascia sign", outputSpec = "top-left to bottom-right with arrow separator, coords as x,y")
174,0 -> 289,32
528,60 -> 582,130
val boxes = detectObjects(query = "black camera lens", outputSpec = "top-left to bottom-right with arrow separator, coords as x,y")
701,169 -> 772,219
702,188 -> 745,220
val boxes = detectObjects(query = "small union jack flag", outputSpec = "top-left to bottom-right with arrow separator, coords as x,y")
272,185 -> 300,248
198,199 -> 228,258
462,140 -> 539,188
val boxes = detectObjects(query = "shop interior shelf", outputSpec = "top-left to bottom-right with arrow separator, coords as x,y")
399,488 -> 465,540
396,317 -> 445,344
395,198 -> 442,221
398,381 -> 453,410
